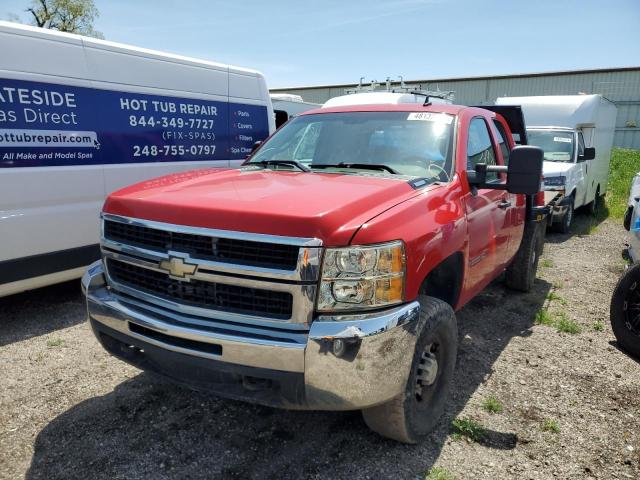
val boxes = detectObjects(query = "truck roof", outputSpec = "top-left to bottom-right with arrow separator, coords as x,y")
495,94 -> 616,129
323,92 -> 452,108
301,103 -> 468,116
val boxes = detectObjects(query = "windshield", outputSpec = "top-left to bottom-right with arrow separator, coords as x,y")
527,130 -> 575,162
249,111 -> 455,180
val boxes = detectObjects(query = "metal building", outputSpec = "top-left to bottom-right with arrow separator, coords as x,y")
270,67 -> 640,149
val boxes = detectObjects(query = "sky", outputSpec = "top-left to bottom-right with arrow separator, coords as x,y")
1,0 -> 639,88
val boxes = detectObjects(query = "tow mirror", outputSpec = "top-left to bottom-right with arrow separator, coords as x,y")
467,145 -> 543,195
578,147 -> 595,162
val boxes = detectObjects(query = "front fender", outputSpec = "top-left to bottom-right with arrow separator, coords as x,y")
350,181 -> 467,302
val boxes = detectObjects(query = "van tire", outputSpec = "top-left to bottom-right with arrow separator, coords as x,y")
361,296 -> 457,443
610,263 -> 640,358
553,195 -> 574,234
505,221 -> 541,292
586,186 -> 601,216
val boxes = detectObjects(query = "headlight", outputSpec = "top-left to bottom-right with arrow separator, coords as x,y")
317,241 -> 405,312
544,176 -> 566,187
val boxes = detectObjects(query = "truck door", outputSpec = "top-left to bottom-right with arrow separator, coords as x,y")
463,117 -> 511,292
491,118 -> 524,262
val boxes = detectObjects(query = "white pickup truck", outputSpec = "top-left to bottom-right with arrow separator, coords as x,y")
496,95 -> 617,232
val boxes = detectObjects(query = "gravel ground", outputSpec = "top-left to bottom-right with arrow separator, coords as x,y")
1,214 -> 639,480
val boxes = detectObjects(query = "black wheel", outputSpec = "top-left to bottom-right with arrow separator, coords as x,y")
361,296 -> 457,443
610,263 -> 640,358
586,186 -> 601,216
553,196 -> 574,234
505,221 -> 541,292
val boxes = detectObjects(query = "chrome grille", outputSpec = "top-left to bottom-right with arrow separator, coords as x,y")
107,259 -> 293,319
104,219 -> 300,270
100,214 -> 322,329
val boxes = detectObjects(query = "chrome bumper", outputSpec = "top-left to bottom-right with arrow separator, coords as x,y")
83,261 -> 421,410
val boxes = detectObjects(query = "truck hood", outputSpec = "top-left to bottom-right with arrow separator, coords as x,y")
103,168 -> 424,246
543,160 -> 576,177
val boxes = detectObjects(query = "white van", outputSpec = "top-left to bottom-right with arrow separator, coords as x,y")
270,93 -> 321,128
0,21 -> 275,297
496,95 -> 617,232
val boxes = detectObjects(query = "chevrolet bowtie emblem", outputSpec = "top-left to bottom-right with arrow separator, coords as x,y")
159,256 -> 197,279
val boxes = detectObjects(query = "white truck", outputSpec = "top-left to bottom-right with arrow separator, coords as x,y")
0,21 -> 275,297
496,95 -> 617,232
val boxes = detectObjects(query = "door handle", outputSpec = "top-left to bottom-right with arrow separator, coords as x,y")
498,200 -> 511,209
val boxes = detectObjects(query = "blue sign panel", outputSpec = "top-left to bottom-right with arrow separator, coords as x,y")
0,78 -> 269,167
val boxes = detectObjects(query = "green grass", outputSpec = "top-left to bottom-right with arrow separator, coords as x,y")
540,258 -> 554,268
451,418 -> 485,443
546,291 -> 567,305
482,396 -> 504,414
593,320 -> 605,332
541,418 -> 561,434
425,467 -> 455,480
555,313 -> 581,334
46,338 -> 65,347
606,148 -> 640,219
535,308 -> 554,326
535,309 -> 581,333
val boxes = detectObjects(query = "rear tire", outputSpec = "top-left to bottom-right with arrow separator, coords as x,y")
610,263 -> 640,358
586,186 -> 601,216
505,221 -> 541,293
361,296 -> 457,444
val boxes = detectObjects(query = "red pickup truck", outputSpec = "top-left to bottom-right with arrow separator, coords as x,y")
83,94 -> 545,443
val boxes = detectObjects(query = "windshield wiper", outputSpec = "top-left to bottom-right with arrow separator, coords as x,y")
311,162 -> 399,174
254,160 -> 311,172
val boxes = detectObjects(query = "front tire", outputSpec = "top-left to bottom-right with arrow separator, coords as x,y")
610,263 -> 640,358
505,221 -> 542,292
361,296 -> 457,443
553,196 -> 574,234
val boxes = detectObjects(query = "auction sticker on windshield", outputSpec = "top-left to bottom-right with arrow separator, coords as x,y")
553,136 -> 572,143
407,112 -> 453,124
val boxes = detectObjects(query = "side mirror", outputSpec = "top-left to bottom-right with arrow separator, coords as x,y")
467,145 -> 543,195
506,145 -> 544,195
578,147 -> 595,162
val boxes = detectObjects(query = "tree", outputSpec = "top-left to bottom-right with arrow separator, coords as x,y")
15,0 -> 103,38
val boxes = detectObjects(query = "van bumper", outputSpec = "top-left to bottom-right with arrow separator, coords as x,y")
543,190 -> 570,223
83,261 -> 421,410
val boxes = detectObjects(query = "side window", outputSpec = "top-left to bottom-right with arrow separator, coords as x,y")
467,117 -> 498,181
577,131 -> 585,157
493,120 -> 511,165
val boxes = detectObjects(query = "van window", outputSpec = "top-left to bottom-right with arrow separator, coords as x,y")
527,130 -> 574,162
275,110 -> 289,129
467,117 -> 498,182
577,131 -> 585,157
493,120 -> 511,165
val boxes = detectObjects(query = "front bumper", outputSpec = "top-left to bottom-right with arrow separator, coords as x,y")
82,261 -> 421,410
543,190 -> 569,223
